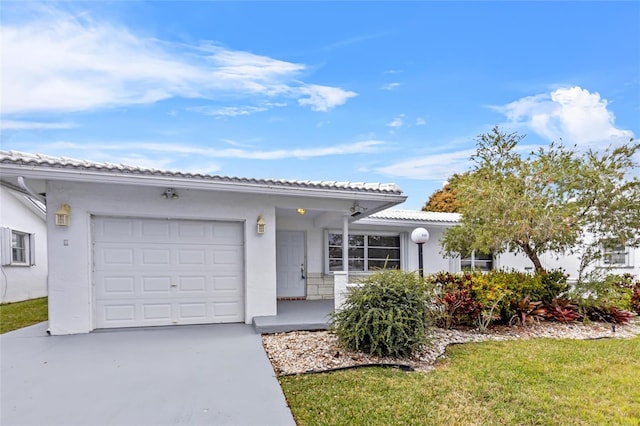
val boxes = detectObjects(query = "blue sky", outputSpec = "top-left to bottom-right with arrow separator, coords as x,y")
1,1 -> 638,209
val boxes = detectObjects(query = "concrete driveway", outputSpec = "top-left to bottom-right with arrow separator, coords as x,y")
1,323 -> 295,426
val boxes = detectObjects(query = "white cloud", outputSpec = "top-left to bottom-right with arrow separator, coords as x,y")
0,120 -> 76,130
381,82 -> 401,91
387,115 -> 404,128
415,117 -> 426,126
383,69 -> 403,74
494,86 -> 634,146
377,148 -> 477,180
0,5 -> 356,115
188,105 -> 270,118
297,84 -> 357,112
35,139 -> 385,162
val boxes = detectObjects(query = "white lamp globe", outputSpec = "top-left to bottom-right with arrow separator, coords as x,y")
411,227 -> 430,244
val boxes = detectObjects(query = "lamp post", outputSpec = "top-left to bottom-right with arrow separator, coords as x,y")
411,227 -> 430,278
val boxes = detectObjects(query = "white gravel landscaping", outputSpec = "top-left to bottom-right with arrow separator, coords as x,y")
262,318 -> 640,375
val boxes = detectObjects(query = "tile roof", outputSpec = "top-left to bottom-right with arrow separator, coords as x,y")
0,150 -> 403,194
368,209 -> 460,223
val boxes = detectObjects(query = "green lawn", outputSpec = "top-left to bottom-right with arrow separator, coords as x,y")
280,336 -> 640,426
0,297 -> 48,334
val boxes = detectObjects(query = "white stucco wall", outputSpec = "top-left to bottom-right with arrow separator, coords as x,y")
0,187 -> 48,303
45,181 -> 279,334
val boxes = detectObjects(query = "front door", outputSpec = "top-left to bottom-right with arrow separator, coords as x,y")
276,231 -> 306,298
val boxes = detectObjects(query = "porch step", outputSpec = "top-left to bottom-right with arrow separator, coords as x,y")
252,299 -> 334,334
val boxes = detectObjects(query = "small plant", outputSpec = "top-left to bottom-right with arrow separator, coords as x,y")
476,293 -> 506,331
429,273 -> 482,328
509,296 -> 546,326
330,270 -> 432,358
585,306 -> 635,325
544,299 -> 581,323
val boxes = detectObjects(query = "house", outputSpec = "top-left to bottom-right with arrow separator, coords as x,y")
0,151 -> 424,334
0,184 -> 48,303
1,151 -> 635,334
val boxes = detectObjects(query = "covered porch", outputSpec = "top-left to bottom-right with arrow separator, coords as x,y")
253,299 -> 334,333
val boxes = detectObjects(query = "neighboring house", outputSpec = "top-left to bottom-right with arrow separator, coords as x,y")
0,184 -> 48,303
497,245 -> 639,281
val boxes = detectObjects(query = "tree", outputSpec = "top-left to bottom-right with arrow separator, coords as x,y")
423,174 -> 463,213
441,126 -> 640,275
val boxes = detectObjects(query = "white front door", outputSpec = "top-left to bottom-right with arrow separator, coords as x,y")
276,231 -> 306,298
93,216 -> 244,329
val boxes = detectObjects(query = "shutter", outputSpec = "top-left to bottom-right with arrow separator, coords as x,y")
29,233 -> 36,266
0,227 -> 11,266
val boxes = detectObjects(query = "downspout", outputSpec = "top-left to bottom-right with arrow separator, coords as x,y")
17,177 -> 46,204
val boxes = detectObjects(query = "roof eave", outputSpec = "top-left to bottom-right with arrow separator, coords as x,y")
355,218 -> 459,227
0,164 -> 406,202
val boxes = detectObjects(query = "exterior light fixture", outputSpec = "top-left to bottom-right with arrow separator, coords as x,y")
349,202 -> 366,217
55,204 -> 71,226
256,215 -> 266,235
410,227 -> 430,278
161,188 -> 178,199
297,208 -> 306,215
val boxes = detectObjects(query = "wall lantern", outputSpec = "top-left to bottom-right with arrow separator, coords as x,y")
297,208 -> 306,215
161,188 -> 179,199
410,227 -> 430,278
256,215 -> 266,235
55,204 -> 71,226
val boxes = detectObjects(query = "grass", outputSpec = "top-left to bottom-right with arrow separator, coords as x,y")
0,297 -> 48,334
280,336 -> 640,426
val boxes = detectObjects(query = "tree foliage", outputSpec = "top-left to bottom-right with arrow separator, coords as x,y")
423,174 -> 463,213
441,126 -> 640,275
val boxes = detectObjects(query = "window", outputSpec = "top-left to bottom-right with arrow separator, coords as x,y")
327,232 -> 401,272
602,245 -> 631,267
12,231 -> 27,264
0,228 -> 35,266
461,250 -> 493,271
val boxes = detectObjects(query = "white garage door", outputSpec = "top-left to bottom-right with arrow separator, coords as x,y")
93,217 -> 244,329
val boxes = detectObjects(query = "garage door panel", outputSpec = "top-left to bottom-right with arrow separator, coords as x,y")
213,276 -> 242,291
178,276 -> 207,292
178,249 -> 206,265
179,303 -> 206,319
141,248 -> 171,265
102,248 -> 135,265
213,247 -> 243,264
141,221 -> 171,238
177,222 -> 208,239
96,217 -> 136,239
94,217 -> 244,329
99,303 -> 136,323
213,301 -> 243,319
102,277 -> 135,294
142,276 -> 172,293
143,303 -> 172,320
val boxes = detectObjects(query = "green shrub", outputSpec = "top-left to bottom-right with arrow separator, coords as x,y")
330,270 -> 432,357
539,269 -> 569,302
429,270 -> 573,328
573,273 -> 635,313
428,272 -> 482,328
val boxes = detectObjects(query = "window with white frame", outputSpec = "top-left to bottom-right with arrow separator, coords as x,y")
602,245 -> 632,267
327,232 -> 401,272
1,228 -> 35,266
461,250 -> 493,271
